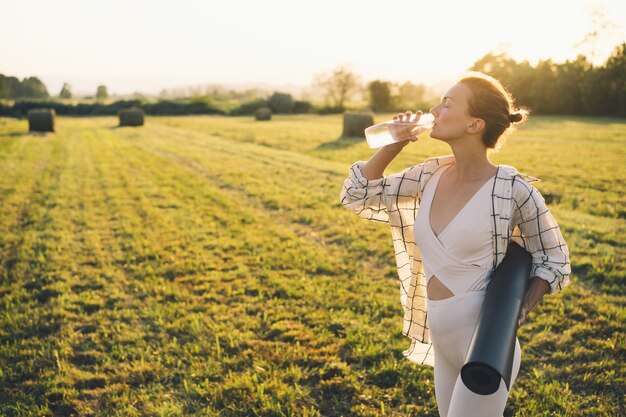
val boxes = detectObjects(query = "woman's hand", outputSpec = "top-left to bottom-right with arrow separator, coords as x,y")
518,277 -> 551,327
389,110 -> 423,143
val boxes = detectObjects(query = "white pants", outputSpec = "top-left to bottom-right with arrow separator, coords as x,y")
427,290 -> 522,417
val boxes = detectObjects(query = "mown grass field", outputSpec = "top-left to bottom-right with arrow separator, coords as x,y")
0,114 -> 624,417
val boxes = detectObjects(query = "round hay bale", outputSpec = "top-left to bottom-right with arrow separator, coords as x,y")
28,109 -> 55,133
341,112 -> 374,138
255,107 -> 272,121
118,108 -> 145,127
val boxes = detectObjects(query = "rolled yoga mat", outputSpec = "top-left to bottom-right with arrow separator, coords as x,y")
460,242 -> 532,395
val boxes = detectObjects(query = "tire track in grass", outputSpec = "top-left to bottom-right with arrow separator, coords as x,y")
131,123 -> 395,273
0,135 -> 80,413
59,125 -> 180,415
31,126 -> 113,416
15,119 -> 225,414
0,127 -> 28,166
117,124 -> 400,312
113,122 -> 430,321
84,126 -> 368,412
148,120 -> 344,175
106,124 -> 421,407
0,122 -> 145,415
0,135 -> 57,285
84,127 -> 333,411
150,115 -> 342,155
102,125 -> 387,318
93,123 -> 413,412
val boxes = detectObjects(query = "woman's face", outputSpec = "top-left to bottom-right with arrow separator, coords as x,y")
429,82 -> 474,141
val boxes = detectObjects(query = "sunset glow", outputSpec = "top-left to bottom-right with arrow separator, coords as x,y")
1,0 -> 625,95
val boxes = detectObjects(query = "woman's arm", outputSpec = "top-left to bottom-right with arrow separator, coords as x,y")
360,140 -> 408,180
361,110 -> 422,179
511,178 -> 572,325
512,179 -> 571,295
339,142 -> 424,223
340,111 -> 424,222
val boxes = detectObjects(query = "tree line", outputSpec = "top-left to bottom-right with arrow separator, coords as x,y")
1,42 -> 624,117
0,93 -> 316,118
470,43 -> 625,116
313,42 -> 625,117
0,75 -> 112,101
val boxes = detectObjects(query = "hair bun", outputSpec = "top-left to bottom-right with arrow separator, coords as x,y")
508,112 -> 523,123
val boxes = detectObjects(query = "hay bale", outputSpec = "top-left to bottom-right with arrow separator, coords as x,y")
341,112 -> 374,138
255,107 -> 272,121
118,108 -> 145,127
28,109 -> 55,132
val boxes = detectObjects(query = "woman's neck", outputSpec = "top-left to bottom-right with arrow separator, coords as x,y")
447,141 -> 497,182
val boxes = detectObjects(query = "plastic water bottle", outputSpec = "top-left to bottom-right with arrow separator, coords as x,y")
365,113 -> 435,149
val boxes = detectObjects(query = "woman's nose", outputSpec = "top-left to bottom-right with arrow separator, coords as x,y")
430,105 -> 438,116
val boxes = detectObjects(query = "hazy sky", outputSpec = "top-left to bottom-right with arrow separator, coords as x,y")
1,0 -> 625,96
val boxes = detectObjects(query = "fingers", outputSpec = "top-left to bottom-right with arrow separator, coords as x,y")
414,110 -> 423,122
393,110 -> 425,123
518,306 -> 528,326
393,112 -> 407,122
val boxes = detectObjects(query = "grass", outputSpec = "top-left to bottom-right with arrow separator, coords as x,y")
0,114 -> 624,416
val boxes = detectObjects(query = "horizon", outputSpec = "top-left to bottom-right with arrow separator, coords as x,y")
2,0 -> 625,97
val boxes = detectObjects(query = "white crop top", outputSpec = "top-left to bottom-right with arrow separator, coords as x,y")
414,164 -> 496,295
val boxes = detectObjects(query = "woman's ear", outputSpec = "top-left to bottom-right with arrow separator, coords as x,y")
467,118 -> 485,135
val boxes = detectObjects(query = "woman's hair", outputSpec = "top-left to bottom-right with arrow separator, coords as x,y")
458,71 -> 529,151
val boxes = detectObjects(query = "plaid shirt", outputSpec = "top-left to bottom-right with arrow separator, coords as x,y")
340,154 -> 571,367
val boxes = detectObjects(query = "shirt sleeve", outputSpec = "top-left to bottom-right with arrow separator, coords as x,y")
511,178 -> 572,295
339,160 -> 422,224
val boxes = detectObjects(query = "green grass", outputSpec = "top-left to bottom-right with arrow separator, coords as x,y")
0,114 -> 624,416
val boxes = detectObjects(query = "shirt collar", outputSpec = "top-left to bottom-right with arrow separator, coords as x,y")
424,154 -> 541,183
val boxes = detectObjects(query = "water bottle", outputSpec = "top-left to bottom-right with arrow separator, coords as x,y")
365,113 -> 435,149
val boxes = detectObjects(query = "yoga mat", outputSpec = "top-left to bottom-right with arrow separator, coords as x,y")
461,242 -> 531,395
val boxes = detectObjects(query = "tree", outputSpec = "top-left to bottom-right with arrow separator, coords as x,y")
580,67 -> 613,115
59,82 -> 72,99
0,75 -> 21,99
553,56 -> 590,115
16,76 -> 49,99
268,92 -> 294,114
470,52 -> 518,82
528,59 -> 560,114
0,74 -> 9,98
604,42 -> 626,116
96,85 -> 108,100
470,52 -> 536,110
367,80 -> 392,112
313,65 -> 361,108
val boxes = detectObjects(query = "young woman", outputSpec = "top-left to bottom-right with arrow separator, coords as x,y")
339,72 -> 571,417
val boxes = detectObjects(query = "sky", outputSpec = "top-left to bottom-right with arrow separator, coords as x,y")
1,0 -> 625,97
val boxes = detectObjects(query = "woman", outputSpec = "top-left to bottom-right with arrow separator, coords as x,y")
339,72 -> 571,417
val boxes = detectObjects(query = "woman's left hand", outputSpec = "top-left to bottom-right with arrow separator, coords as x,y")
517,277 -> 551,327
517,302 -> 530,327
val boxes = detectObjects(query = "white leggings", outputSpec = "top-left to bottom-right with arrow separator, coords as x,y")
427,290 -> 522,417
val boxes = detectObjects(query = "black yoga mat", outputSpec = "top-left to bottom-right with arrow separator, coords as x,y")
461,242 -> 532,395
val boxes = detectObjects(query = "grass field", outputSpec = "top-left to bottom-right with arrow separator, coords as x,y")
0,114 -> 624,417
